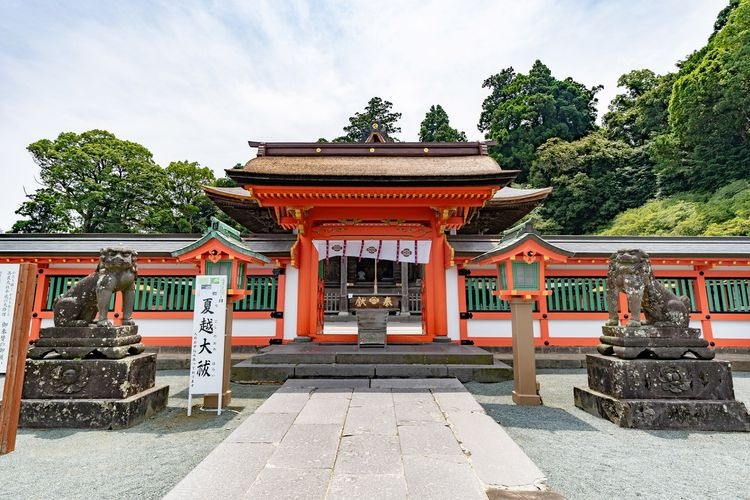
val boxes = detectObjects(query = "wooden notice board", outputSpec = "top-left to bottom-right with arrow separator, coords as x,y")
0,263 -> 37,455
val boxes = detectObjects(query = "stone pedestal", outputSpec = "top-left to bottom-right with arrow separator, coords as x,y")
356,310 -> 388,347
574,354 -> 750,431
597,325 -> 714,360
28,324 -> 145,360
20,326 -> 168,429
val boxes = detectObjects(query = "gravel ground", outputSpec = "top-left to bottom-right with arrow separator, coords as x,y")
466,370 -> 750,500
0,371 -> 278,500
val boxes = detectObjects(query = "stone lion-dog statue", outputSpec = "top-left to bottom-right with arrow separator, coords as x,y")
53,247 -> 137,327
605,249 -> 690,328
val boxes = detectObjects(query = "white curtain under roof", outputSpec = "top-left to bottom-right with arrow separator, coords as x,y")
313,240 -> 432,263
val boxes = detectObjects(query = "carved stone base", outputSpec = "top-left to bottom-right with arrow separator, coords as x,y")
597,336 -> 714,360
602,324 -> 701,339
574,387 -> 750,431
28,325 -> 145,360
575,354 -> 750,431
598,325 -> 714,360
20,352 -> 168,429
19,384 -> 169,429
23,353 -> 158,399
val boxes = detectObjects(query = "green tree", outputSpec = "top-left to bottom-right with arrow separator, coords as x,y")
13,130 -> 165,233
145,161 -> 217,233
334,97 -> 402,142
478,60 -> 601,182
602,180 -> 750,236
529,132 -> 655,234
418,105 -> 467,142
666,0 -> 750,193
603,70 -> 675,146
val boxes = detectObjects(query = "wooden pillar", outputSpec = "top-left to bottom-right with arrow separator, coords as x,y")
295,233 -> 319,340
428,234 -> 449,340
30,267 -> 48,340
400,261 -> 410,316
274,268 -> 286,340
694,271 -> 714,342
1,263 -> 37,455
338,257 -> 349,316
510,298 -> 542,406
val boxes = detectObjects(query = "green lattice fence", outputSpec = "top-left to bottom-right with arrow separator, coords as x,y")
546,277 -> 608,312
545,277 -> 698,313
45,274 -> 278,312
134,276 -> 195,311
234,276 -> 277,311
465,277 -> 510,312
705,278 -> 750,313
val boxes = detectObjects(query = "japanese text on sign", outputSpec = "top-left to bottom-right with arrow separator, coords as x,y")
188,275 -> 227,395
0,264 -> 20,373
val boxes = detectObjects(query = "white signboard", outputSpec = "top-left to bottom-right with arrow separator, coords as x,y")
188,275 -> 227,415
0,264 -> 20,374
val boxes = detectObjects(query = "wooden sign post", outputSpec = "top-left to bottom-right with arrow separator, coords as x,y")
0,263 -> 37,455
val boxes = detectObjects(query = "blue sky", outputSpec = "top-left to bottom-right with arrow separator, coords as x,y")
0,0 -> 726,231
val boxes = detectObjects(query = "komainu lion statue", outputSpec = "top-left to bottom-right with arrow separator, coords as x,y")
605,249 -> 690,328
53,247 -> 137,327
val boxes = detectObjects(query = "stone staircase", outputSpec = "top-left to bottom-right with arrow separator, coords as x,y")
231,343 -> 512,383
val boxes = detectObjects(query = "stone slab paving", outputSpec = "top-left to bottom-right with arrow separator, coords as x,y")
165,378 -> 547,499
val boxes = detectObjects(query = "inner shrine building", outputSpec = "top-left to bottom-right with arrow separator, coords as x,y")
1,125 -> 749,350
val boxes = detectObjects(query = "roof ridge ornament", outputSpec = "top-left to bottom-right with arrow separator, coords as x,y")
363,122 -> 389,143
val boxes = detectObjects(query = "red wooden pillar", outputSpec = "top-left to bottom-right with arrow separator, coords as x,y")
457,267 -> 468,341
426,233 -> 448,338
30,266 -> 48,340
694,271 -> 714,343
295,233 -> 319,339
274,266 -> 286,340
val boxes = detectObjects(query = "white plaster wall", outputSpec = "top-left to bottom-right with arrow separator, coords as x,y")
283,267 -> 299,340
233,318 -> 276,337
711,321 -> 750,339
135,318 -> 193,338
445,267 -> 460,341
547,320 -> 600,338
41,318 -> 53,328
466,319 -> 541,338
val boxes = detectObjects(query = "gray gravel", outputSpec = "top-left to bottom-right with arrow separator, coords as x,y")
0,371 -> 278,500
466,370 -> 750,500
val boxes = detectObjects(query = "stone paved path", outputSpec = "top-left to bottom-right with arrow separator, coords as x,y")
165,379 -> 546,499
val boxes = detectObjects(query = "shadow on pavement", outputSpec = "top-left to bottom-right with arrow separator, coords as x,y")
481,403 -> 598,432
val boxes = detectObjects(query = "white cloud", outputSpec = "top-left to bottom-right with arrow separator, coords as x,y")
0,0 -> 725,231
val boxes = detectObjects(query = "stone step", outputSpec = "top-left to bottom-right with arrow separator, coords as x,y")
231,360 -> 512,384
495,353 -> 750,371
250,346 -> 493,366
